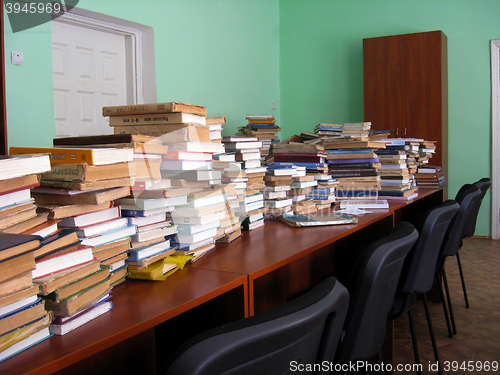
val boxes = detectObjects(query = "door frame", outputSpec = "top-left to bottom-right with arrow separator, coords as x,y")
491,39 -> 500,239
55,7 -> 156,105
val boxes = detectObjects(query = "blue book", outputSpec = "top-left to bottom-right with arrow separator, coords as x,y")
316,125 -> 342,131
0,298 -> 45,336
274,162 -> 326,168
249,123 -> 278,129
305,195 -> 335,200
128,240 -> 172,262
266,164 -> 296,170
328,148 -> 374,154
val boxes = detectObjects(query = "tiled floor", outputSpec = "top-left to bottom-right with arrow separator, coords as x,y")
393,238 -> 500,374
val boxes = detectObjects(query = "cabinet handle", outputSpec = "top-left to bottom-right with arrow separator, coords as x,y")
404,128 -> 407,136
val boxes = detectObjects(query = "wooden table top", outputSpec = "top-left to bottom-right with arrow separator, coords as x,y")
0,267 -> 247,375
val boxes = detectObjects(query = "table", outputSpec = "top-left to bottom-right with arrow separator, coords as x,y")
0,189 -> 443,375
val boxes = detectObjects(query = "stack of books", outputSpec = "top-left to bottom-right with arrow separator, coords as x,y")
414,165 -> 446,189
237,115 -> 281,160
376,145 -> 418,199
223,136 -> 267,231
322,139 -> 385,201
263,165 -> 296,220
0,154 -> 51,235
206,117 -> 226,143
103,101 -> 209,141
10,146 -> 137,285
289,175 -> 318,214
0,233 -> 52,362
342,122 -> 371,138
418,140 -> 437,167
314,123 -> 343,137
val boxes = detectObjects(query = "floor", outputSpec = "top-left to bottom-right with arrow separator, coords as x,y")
393,238 -> 500,374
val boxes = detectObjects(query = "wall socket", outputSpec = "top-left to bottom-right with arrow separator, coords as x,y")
271,101 -> 277,109
11,51 -> 24,66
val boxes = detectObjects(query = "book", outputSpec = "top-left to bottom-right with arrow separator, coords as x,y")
37,201 -> 113,220
128,240 -> 172,261
0,298 -> 46,336
128,257 -> 179,281
79,224 -> 137,247
0,188 -> 32,210
75,217 -> 129,238
0,251 -> 36,285
103,101 -> 207,117
0,233 -> 41,262
175,227 -> 218,244
127,248 -> 175,269
0,154 -> 51,181
131,224 -> 176,243
160,160 -> 212,171
0,284 -> 38,310
108,112 -> 206,126
49,300 -> 113,335
44,277 -> 111,317
32,244 -> 94,279
114,123 -> 210,142
32,186 -> 131,206
9,147 -> 134,166
0,174 -> 40,196
34,258 -> 101,296
46,266 -> 110,302
162,141 -> 224,153
41,162 -> 132,182
58,206 -> 121,228
116,195 -> 187,211
22,219 -> 60,238
339,200 -> 390,209
281,213 -> 358,227
0,272 -> 33,299
165,169 -> 222,181
0,326 -> 52,363
0,203 -> 38,231
131,179 -> 172,191
163,151 -> 213,161
39,177 -> 133,191
92,238 -> 131,262
53,133 -> 160,146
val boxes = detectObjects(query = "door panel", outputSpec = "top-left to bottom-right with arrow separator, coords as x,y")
52,20 -> 128,137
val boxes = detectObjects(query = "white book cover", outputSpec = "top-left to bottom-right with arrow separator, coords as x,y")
265,198 -> 293,209
176,227 -> 218,244
160,160 -> 212,171
176,220 -> 221,235
58,206 -> 121,228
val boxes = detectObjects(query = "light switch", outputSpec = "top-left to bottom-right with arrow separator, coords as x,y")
11,51 -> 24,66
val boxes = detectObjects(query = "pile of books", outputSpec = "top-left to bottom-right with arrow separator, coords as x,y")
0,233 -> 52,362
289,175 -> 318,215
0,154 -> 51,234
414,165 -> 446,189
10,144 -> 137,285
222,137 -> 267,231
0,154 -> 53,361
206,117 -> 226,143
262,164 -> 295,220
322,138 -> 385,201
314,123 -> 343,137
342,121 -> 371,138
237,115 -> 281,160
376,140 -> 418,199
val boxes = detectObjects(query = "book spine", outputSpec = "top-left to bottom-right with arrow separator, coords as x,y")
10,148 -> 95,165
103,103 -> 207,117
109,113 -> 206,126
274,162 -> 326,168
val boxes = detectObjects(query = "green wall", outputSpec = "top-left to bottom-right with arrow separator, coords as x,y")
279,0 -> 500,236
4,0 -> 499,235
4,0 -> 281,146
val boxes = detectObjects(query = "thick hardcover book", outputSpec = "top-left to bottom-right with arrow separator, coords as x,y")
327,158 -> 379,164
274,161 -> 326,168
108,112 -> 206,126
0,154 -> 51,181
43,278 -> 111,317
41,162 -> 132,183
32,244 -> 95,279
102,101 -> 207,117
39,177 -> 133,192
0,233 -> 41,262
281,213 -> 357,227
0,174 -> 40,196
53,134 -> 159,146
50,300 -> 113,336
0,324 -> 52,363
34,259 -> 100,296
10,147 -> 134,166
273,154 -> 325,163
32,186 -> 131,206
0,298 -> 46,336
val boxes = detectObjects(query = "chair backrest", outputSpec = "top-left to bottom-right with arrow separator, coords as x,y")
402,200 -> 460,295
335,222 -> 418,364
160,276 -> 349,375
442,185 -> 482,258
462,178 -> 491,237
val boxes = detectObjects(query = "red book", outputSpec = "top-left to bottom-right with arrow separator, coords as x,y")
33,243 -> 95,279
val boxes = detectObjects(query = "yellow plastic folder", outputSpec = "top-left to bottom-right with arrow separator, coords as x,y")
128,255 -> 192,281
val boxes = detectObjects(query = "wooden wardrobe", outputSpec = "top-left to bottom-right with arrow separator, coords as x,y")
363,30 -> 448,177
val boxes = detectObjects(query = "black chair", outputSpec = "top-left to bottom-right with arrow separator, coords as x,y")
159,276 -> 349,375
334,222 -> 419,374
455,178 -> 491,308
388,200 -> 460,375
436,184 -> 482,337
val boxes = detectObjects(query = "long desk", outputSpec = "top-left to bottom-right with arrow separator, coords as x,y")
0,189 -> 443,375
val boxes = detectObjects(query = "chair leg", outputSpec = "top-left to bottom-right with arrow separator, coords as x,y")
408,310 -> 422,375
456,252 -> 470,308
442,269 -> 457,335
436,272 -> 453,338
422,294 -> 443,375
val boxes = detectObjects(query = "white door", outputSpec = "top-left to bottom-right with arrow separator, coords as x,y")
52,20 -> 128,137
